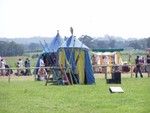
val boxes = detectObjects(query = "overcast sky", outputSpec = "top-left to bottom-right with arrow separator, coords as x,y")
0,0 -> 150,39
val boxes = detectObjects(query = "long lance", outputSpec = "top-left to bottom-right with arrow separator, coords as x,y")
69,38 -> 76,63
44,40 -> 69,84
39,40 -> 46,53
68,27 -> 75,63
75,38 -> 85,65
68,38 -> 85,84
65,27 -> 77,84
39,41 -> 55,66
57,38 -> 78,84
57,38 -> 72,80
65,37 -> 75,84
39,41 -> 61,85
44,40 -> 71,85
37,40 -> 46,74
63,27 -> 79,84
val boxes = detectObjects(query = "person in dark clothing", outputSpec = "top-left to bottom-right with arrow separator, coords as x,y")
25,58 -> 32,76
146,54 -> 150,77
135,56 -> 143,78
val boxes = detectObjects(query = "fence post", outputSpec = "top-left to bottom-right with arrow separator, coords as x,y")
8,73 -> 10,82
105,66 -> 107,79
130,65 -> 133,78
8,68 -> 10,82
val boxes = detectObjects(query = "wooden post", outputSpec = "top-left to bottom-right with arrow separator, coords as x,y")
34,74 -> 36,81
8,69 -> 10,82
45,67 -> 53,86
105,65 -> 107,79
130,65 -> 133,78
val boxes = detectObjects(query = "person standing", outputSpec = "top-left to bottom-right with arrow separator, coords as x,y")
146,54 -> 150,77
18,58 -> 24,75
95,55 -> 101,72
25,58 -> 32,75
135,56 -> 143,78
39,56 -> 45,67
101,56 -> 108,73
0,59 -> 5,76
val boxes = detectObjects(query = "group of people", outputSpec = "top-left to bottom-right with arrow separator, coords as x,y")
91,53 -> 150,78
15,58 -> 32,76
92,55 -> 118,73
0,56 -> 32,76
135,54 -> 150,78
91,55 -> 108,73
0,55 -> 47,80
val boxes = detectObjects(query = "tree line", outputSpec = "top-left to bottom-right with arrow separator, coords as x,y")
79,35 -> 150,50
0,36 -> 150,56
0,41 -> 24,56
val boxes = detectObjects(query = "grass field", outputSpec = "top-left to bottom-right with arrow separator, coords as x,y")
0,74 -> 149,113
1,50 -> 149,113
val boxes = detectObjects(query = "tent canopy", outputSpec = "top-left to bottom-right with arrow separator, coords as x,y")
60,35 -> 89,50
42,31 -> 64,53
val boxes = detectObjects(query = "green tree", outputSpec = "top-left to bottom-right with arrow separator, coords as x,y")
28,43 -> 41,51
128,40 -> 142,50
96,40 -> 109,49
79,35 -> 94,48
0,41 -> 7,56
108,39 -> 116,49
0,41 -> 24,56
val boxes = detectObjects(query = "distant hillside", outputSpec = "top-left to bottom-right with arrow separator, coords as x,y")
92,35 -> 138,42
0,37 -> 52,44
0,35 -> 141,44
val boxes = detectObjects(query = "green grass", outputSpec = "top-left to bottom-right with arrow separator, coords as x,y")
1,50 -> 149,113
0,76 -> 150,113
4,56 -> 38,68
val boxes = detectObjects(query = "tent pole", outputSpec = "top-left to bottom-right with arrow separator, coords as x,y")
58,37 -> 78,84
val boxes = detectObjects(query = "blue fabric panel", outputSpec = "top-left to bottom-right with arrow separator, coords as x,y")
85,51 -> 95,84
49,33 -> 63,52
41,33 -> 63,53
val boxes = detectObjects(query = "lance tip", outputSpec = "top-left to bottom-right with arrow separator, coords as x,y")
57,30 -> 59,34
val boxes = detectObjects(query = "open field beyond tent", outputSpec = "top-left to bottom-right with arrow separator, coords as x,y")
0,74 -> 150,113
